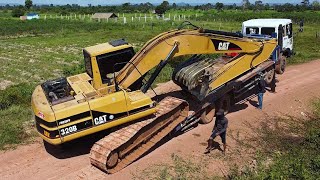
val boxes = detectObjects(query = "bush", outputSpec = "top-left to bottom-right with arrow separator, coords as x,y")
0,83 -> 34,110
11,8 -> 25,17
63,62 -> 84,76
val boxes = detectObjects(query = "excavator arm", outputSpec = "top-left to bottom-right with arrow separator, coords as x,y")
116,28 -> 277,98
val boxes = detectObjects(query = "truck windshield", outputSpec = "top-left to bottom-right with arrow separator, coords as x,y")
261,27 -> 275,36
246,27 -> 259,35
83,50 -> 93,78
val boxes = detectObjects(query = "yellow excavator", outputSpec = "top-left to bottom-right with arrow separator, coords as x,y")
32,22 -> 282,173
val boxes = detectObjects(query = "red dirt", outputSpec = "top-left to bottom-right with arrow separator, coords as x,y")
1,60 -> 320,180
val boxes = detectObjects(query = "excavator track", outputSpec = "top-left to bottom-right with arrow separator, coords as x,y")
89,96 -> 189,174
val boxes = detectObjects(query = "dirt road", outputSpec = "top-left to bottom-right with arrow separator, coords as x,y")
1,60 -> 320,180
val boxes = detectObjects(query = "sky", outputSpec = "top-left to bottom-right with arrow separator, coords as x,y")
0,0 -> 312,6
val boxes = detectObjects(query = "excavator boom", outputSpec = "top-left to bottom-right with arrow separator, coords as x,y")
116,28 -> 277,97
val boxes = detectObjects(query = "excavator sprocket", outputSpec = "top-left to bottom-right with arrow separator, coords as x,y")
89,96 -> 189,174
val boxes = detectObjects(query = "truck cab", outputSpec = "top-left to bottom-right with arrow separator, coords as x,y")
242,19 -> 293,57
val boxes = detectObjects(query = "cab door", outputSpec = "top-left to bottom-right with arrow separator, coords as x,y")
282,24 -> 289,50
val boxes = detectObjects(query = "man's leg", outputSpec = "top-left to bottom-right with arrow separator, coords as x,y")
271,73 -> 276,93
220,132 -> 227,155
205,130 -> 218,153
258,93 -> 263,109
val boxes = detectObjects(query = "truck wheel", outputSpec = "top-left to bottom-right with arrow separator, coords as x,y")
200,104 -> 215,124
276,56 -> 286,74
265,68 -> 275,85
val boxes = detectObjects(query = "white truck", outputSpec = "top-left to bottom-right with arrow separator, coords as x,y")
242,18 -> 293,74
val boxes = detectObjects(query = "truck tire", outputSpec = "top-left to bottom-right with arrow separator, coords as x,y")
276,55 -> 286,74
265,68 -> 275,85
200,104 -> 215,124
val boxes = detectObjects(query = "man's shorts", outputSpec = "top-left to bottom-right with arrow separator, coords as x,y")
210,129 -> 226,144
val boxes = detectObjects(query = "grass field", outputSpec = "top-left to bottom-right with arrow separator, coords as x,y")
0,10 -> 320,149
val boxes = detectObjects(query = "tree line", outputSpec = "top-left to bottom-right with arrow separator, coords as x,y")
2,0 -> 320,18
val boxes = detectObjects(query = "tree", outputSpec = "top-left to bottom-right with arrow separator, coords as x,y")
254,0 -> 263,11
242,0 -> 250,10
301,0 -> 310,6
264,3 -> 270,10
12,7 -> 25,17
162,1 -> 169,10
215,2 -> 224,11
155,1 -> 170,15
25,0 -> 32,9
312,0 -> 320,10
172,3 -> 177,9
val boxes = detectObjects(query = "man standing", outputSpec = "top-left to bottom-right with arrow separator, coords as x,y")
299,19 -> 304,32
257,74 -> 266,109
205,109 -> 228,155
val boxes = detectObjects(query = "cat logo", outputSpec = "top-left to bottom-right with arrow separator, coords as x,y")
218,42 -> 230,50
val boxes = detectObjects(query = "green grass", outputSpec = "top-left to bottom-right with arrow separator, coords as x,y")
290,25 -> 320,64
0,83 -> 35,149
228,100 -> 320,179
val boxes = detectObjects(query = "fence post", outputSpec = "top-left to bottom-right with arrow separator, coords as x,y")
145,14 -> 147,22
124,17 -> 126,24
132,17 -> 134,22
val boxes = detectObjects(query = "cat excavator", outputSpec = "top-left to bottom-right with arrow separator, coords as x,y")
32,22 -> 281,173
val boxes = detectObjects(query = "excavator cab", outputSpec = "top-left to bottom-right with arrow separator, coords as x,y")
83,39 -> 135,90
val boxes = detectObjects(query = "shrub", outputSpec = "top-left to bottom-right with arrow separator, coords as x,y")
0,83 -> 34,110
11,8 -> 25,17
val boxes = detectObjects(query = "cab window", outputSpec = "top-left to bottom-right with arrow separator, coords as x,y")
96,48 -> 134,84
246,27 -> 259,35
283,25 -> 287,37
83,50 -> 93,78
261,27 -> 275,36
287,23 -> 293,38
